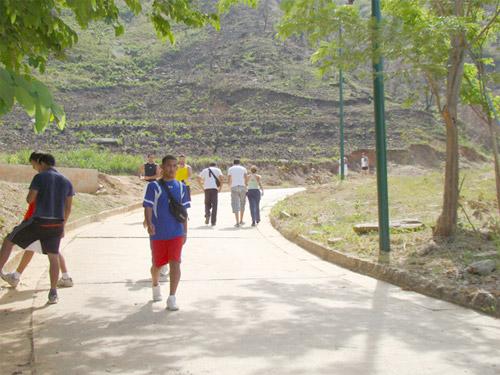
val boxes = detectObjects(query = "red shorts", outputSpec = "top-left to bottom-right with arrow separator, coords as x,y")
151,236 -> 184,267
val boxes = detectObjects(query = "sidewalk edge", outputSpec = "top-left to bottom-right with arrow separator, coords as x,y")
270,215 -> 499,318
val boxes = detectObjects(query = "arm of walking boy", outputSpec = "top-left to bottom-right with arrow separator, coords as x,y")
26,189 -> 38,204
144,207 -> 155,236
183,220 -> 188,244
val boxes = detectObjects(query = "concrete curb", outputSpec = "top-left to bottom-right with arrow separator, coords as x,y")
64,202 -> 142,232
270,215 -> 499,318
3,202 -> 142,272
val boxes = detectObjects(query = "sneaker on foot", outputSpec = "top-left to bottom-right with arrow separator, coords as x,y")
1,273 -> 20,288
240,221 -> 245,226
57,277 -> 73,288
166,295 -> 179,311
251,222 -> 256,227
48,290 -> 58,304
234,223 -> 240,228
152,285 -> 162,302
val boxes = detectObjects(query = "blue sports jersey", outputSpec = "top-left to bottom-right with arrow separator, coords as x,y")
30,168 -> 75,220
143,179 -> 191,240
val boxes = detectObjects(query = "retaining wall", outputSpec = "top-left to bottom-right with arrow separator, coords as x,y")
0,164 -> 99,193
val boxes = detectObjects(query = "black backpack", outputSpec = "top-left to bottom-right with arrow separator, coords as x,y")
158,179 -> 188,223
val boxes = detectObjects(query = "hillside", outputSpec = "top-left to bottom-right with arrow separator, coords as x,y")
0,0 -> 490,163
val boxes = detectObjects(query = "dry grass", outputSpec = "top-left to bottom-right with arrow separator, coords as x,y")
272,164 -> 500,298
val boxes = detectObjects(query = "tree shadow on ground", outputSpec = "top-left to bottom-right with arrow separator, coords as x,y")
31,278 -> 500,375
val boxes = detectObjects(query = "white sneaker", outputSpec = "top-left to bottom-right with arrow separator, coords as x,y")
57,277 -> 74,288
166,295 -> 179,311
1,272 -> 20,288
152,285 -> 162,302
159,265 -> 169,282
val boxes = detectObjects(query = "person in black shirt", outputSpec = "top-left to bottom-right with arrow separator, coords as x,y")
140,154 -> 160,182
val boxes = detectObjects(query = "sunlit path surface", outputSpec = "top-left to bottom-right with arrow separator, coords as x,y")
7,189 -> 500,374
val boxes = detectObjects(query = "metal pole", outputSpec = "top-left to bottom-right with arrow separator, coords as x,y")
339,24 -> 345,180
371,0 -> 390,252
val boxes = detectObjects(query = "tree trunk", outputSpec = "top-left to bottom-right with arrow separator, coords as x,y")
488,117 -> 500,214
434,6 -> 466,239
434,107 -> 460,238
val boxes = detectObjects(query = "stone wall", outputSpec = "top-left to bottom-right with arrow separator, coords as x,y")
0,164 -> 98,193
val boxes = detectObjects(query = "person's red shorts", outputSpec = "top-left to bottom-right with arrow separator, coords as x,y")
151,236 -> 184,267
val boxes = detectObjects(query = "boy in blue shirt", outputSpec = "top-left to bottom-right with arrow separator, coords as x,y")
143,155 -> 190,311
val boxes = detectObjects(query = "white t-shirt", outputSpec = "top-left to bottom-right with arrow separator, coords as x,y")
199,167 -> 223,190
361,157 -> 369,168
227,165 -> 247,187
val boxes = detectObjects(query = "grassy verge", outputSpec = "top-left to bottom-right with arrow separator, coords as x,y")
0,148 -> 338,175
272,165 -> 499,299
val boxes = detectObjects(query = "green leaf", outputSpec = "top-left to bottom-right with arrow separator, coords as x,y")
0,70 -> 14,115
114,24 -> 125,37
31,80 -> 53,107
51,102 -> 66,130
34,102 -> 51,134
14,84 -> 36,117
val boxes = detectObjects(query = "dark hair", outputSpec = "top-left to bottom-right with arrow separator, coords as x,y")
39,153 -> 56,167
233,159 -> 241,165
251,165 -> 257,173
147,154 -> 154,158
29,151 -> 43,162
162,155 -> 177,164
209,162 -> 217,167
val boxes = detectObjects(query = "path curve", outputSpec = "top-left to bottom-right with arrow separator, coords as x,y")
5,189 -> 500,374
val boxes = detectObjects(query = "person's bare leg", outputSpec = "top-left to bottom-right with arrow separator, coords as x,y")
47,253 -> 59,289
169,261 -> 181,296
0,239 -> 15,272
16,251 -> 35,274
240,210 -> 245,223
58,253 -> 68,273
234,212 -> 239,225
151,265 -> 160,287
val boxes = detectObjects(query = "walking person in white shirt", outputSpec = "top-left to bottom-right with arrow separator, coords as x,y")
227,159 -> 248,227
198,162 -> 223,226
361,153 -> 369,175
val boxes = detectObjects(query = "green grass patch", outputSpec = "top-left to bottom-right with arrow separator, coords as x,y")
272,165 -> 499,296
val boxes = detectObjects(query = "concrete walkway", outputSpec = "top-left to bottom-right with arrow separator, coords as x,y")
1,189 -> 499,375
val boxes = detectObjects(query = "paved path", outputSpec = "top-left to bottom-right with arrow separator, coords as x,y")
1,189 -> 499,375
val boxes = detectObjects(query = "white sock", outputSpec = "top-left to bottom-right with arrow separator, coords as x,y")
13,272 -> 21,279
62,272 -> 70,279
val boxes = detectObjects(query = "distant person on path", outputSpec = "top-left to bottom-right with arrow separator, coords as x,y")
139,154 -> 160,182
1,152 -> 73,289
246,166 -> 264,226
227,159 -> 248,227
144,155 -> 190,311
0,153 -> 74,304
338,156 -> 349,177
198,162 -> 223,226
361,153 -> 369,175
175,154 -> 192,202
